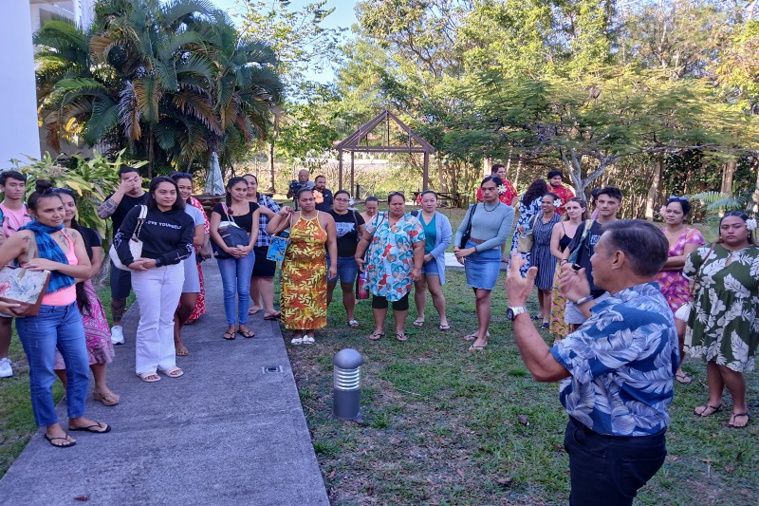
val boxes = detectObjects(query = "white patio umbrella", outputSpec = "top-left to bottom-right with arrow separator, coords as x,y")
204,152 -> 225,195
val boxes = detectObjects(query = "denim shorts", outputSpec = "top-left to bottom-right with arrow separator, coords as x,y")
327,255 -> 359,283
421,259 -> 439,276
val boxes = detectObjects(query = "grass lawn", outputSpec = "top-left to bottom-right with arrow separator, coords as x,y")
0,284 -> 132,479
288,270 -> 759,505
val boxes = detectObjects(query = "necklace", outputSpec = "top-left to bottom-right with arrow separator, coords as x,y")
482,201 -> 499,212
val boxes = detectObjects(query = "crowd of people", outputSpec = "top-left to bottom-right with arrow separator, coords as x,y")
1,164 -> 756,504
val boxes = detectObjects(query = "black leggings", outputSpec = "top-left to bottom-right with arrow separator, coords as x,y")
372,293 -> 410,311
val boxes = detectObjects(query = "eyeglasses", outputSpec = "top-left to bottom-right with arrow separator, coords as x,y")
668,196 -> 688,202
334,198 -> 350,202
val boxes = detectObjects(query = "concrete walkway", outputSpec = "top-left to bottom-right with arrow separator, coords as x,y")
0,261 -> 329,506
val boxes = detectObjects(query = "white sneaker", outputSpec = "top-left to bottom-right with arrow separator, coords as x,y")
0,358 -> 13,378
111,326 -> 125,345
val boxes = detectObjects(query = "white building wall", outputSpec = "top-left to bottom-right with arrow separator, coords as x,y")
0,2 -> 41,166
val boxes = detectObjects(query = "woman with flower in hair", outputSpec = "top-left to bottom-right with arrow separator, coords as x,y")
685,211 -> 759,428
511,179 -> 549,275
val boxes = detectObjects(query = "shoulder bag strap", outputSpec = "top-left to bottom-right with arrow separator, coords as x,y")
132,205 -> 148,241
567,219 -> 594,265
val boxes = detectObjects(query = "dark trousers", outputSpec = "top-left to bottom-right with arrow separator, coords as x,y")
564,417 -> 666,506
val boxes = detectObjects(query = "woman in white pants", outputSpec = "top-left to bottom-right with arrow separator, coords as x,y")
114,177 -> 194,382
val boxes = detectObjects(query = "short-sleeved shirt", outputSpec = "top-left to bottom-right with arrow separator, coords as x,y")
566,220 -> 605,298
314,188 -> 334,212
79,226 -> 102,262
107,193 -> 148,237
476,179 -> 517,206
329,209 -> 364,257
550,283 -> 678,436
184,205 -> 205,228
255,194 -> 281,248
0,203 -> 32,238
212,202 -> 260,234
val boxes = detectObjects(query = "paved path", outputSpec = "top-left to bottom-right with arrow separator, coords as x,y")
0,261 -> 329,506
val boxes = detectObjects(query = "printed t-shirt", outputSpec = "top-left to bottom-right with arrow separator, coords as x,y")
329,209 -> 365,257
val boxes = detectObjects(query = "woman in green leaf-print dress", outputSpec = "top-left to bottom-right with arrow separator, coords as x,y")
684,212 -> 759,428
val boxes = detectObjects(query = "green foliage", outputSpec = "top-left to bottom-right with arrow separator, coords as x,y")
10,150 -> 142,241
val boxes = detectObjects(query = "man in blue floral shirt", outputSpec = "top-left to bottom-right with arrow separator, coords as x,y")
505,220 -> 678,505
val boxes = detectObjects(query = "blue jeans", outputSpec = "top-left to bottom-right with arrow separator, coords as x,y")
564,417 -> 667,505
217,251 -> 256,325
327,255 -> 359,283
16,303 -> 89,427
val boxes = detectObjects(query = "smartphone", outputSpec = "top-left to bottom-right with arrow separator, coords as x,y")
571,264 -> 582,271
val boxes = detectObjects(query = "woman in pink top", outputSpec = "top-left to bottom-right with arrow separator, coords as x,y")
0,180 -> 110,448
654,196 -> 705,385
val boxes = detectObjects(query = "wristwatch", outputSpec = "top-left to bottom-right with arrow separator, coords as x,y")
507,306 -> 528,321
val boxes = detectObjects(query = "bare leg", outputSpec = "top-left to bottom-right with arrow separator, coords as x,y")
426,274 -> 448,327
372,307 -> 387,335
327,280 -> 337,306
538,289 -> 551,321
111,297 -> 126,326
471,288 -> 492,348
394,309 -> 408,337
0,317 -> 12,360
249,277 -> 263,313
695,361 -> 725,416
718,365 -> 749,427
501,242 -> 508,262
174,292 -> 197,356
674,319 -> 690,382
55,369 -> 67,387
341,281 -> 356,322
256,277 -> 277,316
413,276 -> 427,324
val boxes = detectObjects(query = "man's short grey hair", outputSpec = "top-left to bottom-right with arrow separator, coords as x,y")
601,220 -> 668,277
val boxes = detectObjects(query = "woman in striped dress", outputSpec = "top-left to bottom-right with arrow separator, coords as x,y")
530,193 -> 561,328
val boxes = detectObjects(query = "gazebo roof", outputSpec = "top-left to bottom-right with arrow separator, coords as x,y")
334,110 -> 436,154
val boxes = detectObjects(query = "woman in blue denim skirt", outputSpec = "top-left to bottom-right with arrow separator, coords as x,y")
0,180 -> 110,448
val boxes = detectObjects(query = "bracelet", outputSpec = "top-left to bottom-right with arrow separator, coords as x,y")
574,295 -> 594,305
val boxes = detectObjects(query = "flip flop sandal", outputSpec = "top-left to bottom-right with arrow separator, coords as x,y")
302,335 -> 315,345
728,413 -> 750,428
223,331 -> 236,340
468,344 -> 487,352
675,372 -> 693,384
694,404 -> 722,417
263,313 -> 281,320
176,348 -> 189,357
237,328 -> 256,338
348,320 -> 360,328
368,332 -> 384,341
396,333 -> 408,342
44,433 -> 76,448
463,332 -> 490,341
70,421 -> 111,434
137,372 -> 161,383
160,367 -> 184,378
439,324 -> 451,330
291,337 -> 303,345
412,319 -> 425,327
248,307 -> 262,315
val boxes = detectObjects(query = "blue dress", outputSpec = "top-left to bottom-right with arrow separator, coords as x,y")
510,195 -> 544,276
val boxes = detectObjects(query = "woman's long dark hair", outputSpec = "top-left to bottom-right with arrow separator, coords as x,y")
522,179 -> 549,206
225,177 -> 248,207
720,211 -> 756,245
146,177 -> 184,211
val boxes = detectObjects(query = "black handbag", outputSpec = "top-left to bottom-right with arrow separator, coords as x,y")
459,204 -> 477,248
213,203 -> 251,259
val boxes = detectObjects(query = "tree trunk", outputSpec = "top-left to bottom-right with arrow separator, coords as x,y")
437,156 -> 446,193
514,154 -> 523,191
268,141 -> 276,193
644,156 -> 664,220
721,159 -> 737,195
147,125 -> 154,179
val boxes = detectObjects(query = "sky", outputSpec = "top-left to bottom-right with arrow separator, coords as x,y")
209,0 -> 359,83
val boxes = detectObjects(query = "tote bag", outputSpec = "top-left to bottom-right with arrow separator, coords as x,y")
109,205 -> 148,271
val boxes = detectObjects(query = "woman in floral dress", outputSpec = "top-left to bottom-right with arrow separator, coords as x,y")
653,197 -> 705,384
267,189 -> 337,345
684,211 -> 759,428
355,192 -> 425,342
186,194 -> 211,324
511,179 -> 549,276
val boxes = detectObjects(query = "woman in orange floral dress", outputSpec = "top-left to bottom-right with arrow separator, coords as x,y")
267,189 -> 337,345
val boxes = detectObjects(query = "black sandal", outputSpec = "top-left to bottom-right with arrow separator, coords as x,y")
728,412 -> 750,428
694,404 -> 722,417
237,328 -> 255,338
223,330 -> 236,340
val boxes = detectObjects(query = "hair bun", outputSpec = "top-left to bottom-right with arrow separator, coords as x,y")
35,179 -> 54,193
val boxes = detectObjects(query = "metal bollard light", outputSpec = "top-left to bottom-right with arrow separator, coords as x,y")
333,348 -> 363,421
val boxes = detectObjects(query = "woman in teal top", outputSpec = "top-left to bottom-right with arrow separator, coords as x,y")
413,191 -> 452,330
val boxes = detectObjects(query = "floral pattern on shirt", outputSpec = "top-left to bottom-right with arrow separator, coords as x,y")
550,283 -> 678,436
510,195 -> 544,275
364,212 -> 425,301
653,228 -> 705,313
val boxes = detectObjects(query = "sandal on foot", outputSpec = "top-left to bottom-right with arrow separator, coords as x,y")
44,433 -> 76,448
223,330 -> 236,340
263,312 -> 281,320
396,333 -> 408,342
70,421 -> 111,434
468,343 -> 487,352
248,307 -> 262,315
368,332 -> 384,341
463,332 -> 490,342
412,318 -> 425,327
237,328 -> 255,338
137,372 -> 161,383
541,322 -> 550,329
93,391 -> 120,406
302,335 -> 315,345
694,404 -> 722,417
439,324 -> 451,330
675,372 -> 692,384
291,337 -> 303,345
348,319 -> 359,328
160,367 -> 184,378
728,412 -> 750,428
531,315 -> 542,321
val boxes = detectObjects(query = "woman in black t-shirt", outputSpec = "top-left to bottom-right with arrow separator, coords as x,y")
327,190 -> 365,327
210,177 -> 260,340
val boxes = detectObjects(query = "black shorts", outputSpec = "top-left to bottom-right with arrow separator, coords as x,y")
371,293 -> 410,311
252,246 -> 277,277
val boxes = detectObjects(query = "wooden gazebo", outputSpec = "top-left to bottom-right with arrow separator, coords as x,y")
333,110 -> 436,194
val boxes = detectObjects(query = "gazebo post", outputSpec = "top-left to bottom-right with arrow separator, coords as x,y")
338,149 -> 343,190
350,151 -> 355,197
423,151 -> 430,191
